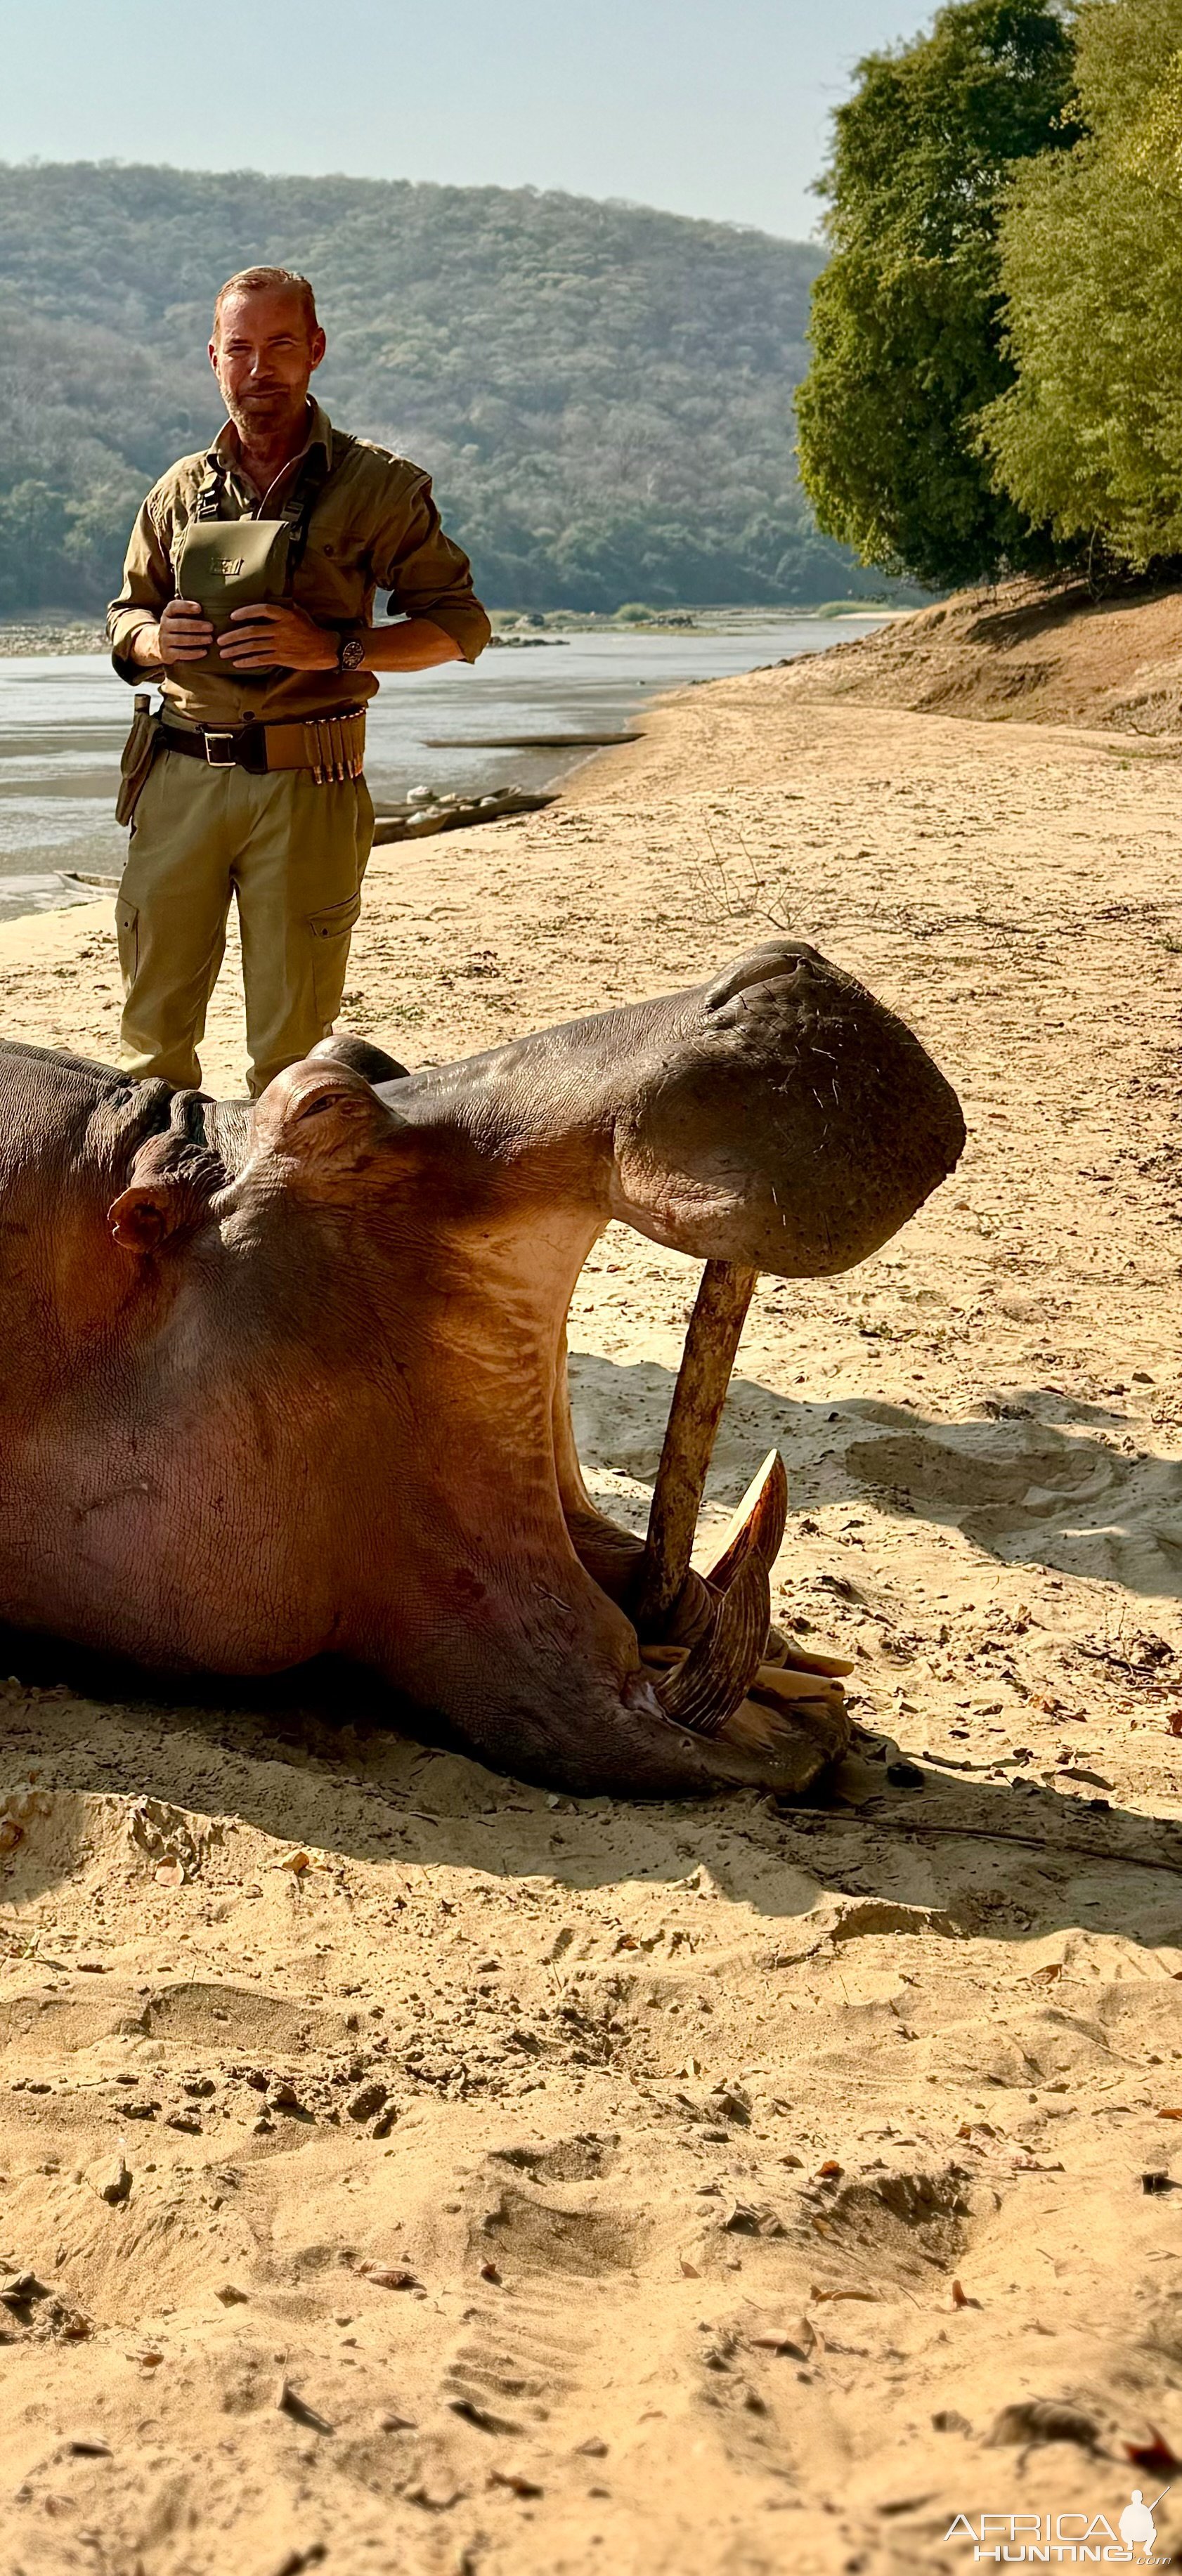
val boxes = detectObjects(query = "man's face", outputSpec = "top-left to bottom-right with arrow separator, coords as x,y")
209,290 -> 326,443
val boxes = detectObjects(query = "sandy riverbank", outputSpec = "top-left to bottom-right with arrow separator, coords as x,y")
1,663 -> 1181,2575
781,571 -> 1182,735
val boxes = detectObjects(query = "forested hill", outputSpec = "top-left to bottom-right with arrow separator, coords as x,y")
0,161 -> 871,618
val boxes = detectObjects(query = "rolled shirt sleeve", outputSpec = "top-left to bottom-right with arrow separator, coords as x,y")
372,472 -> 491,665
106,491 -> 174,684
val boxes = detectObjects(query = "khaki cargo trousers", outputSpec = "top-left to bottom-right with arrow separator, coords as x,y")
117,746 -> 375,1098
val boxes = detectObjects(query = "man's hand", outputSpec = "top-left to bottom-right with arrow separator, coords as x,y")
219,602 -> 338,671
134,598 -> 214,667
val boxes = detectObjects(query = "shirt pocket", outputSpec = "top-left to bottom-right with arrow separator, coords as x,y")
295,519 -> 370,620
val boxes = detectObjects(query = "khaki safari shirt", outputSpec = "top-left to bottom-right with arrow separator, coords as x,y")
107,399 -> 490,728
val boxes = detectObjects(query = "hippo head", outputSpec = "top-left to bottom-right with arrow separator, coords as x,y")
119,939 -> 958,1799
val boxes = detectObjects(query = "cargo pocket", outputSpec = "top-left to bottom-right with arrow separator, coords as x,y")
309,889 -> 362,1025
115,896 -> 140,987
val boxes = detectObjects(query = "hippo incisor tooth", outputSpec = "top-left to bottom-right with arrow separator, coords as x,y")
636,1259 -> 758,1629
654,1554 -> 770,1738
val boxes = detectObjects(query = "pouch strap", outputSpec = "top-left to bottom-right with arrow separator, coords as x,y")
193,459 -> 225,522
192,441 -> 332,573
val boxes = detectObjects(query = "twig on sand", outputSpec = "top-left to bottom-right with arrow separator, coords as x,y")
689,820 -> 794,936
777,1809 -> 1182,1875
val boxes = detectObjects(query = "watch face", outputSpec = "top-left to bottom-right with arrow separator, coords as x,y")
339,637 -> 366,671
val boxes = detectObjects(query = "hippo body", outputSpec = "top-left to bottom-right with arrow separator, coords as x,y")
0,944 -> 964,1795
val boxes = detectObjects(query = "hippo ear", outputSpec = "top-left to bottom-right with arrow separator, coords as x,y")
108,1143 -> 226,1257
254,1060 -> 402,1169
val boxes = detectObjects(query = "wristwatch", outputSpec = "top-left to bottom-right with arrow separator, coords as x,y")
337,632 -> 367,674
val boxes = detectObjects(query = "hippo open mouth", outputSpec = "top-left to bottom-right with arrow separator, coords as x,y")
0,942 -> 964,1798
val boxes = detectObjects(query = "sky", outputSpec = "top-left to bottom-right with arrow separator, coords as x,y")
4,0 -> 935,240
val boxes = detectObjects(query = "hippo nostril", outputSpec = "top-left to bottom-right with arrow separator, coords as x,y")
708,972 -> 817,1030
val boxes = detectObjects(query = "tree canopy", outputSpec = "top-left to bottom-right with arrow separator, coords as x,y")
980,0 -> 1182,566
795,0 -> 1080,588
0,162 -> 876,619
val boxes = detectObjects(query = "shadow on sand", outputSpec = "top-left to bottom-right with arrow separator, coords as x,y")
0,1615 -> 1178,1958
569,1353 -> 1182,1603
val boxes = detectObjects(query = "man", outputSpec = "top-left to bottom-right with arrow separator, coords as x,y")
1118,2491 -> 1164,2558
108,266 -> 489,1096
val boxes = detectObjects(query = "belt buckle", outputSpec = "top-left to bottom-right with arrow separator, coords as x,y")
203,731 -> 238,768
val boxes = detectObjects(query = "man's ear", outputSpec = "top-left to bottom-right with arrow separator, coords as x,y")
254,1061 -> 401,1167
108,1140 -> 225,1257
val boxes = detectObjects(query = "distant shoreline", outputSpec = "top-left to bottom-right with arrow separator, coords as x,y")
0,622 -> 108,656
0,605 -> 906,661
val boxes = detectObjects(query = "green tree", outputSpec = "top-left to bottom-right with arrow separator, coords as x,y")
980,0 -> 1182,565
796,0 -> 1079,587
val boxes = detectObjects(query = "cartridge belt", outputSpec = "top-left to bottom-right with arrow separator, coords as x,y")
161,710 -> 365,783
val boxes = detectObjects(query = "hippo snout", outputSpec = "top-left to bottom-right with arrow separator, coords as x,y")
611,941 -> 966,1275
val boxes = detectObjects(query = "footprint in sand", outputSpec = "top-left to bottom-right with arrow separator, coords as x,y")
845,1424 -> 1182,1596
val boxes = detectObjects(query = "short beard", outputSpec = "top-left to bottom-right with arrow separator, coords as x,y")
223,388 -> 308,445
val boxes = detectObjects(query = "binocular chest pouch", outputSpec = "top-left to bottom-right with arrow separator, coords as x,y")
174,516 -> 294,681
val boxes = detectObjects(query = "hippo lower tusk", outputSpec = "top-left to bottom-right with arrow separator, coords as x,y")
701,1447 -> 788,1592
635,1258 -> 758,1630
653,1554 -> 769,1737
650,1450 -> 787,1738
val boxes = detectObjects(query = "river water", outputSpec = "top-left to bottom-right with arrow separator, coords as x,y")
0,618 -> 886,925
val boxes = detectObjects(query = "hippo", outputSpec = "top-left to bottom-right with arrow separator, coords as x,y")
0,942 -> 963,1798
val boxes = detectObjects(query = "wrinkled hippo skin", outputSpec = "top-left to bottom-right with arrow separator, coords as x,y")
0,942 -> 964,1797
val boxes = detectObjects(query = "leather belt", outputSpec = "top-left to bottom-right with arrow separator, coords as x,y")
162,710 -> 365,783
